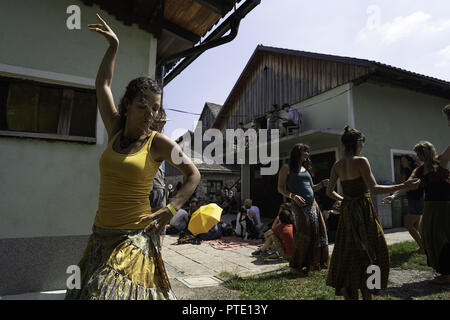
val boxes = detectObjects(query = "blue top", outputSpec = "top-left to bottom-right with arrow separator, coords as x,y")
288,108 -> 300,124
286,170 -> 315,205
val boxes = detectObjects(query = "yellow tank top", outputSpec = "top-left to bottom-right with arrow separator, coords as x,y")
94,130 -> 161,229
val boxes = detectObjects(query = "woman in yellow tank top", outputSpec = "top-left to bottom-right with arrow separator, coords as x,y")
65,14 -> 200,300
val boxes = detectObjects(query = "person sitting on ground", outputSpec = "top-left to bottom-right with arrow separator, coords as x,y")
237,207 -> 259,240
196,221 -> 231,241
279,103 -> 301,137
252,205 -> 294,259
166,198 -> 200,235
235,199 -> 263,238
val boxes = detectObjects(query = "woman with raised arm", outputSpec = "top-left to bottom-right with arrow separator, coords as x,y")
325,126 -> 420,300
65,14 -> 200,300
412,141 -> 450,284
277,143 -> 330,274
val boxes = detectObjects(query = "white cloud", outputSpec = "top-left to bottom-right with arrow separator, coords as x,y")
436,45 -> 450,67
358,11 -> 450,45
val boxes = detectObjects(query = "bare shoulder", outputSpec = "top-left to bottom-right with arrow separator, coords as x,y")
356,156 -> 370,166
150,132 -> 178,162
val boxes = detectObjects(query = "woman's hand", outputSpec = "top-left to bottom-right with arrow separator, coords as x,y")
88,13 -> 119,47
293,194 -> 306,207
139,207 -> 173,234
381,195 -> 395,204
404,178 -> 421,190
321,179 -> 329,188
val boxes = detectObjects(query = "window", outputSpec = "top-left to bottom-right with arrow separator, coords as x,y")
0,76 -> 97,143
207,180 -> 222,196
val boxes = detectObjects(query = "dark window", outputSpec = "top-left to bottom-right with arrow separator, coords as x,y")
0,76 -> 97,143
207,180 -> 222,196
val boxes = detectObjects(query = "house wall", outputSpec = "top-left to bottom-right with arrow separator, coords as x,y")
0,0 -> 157,239
353,81 -> 449,182
216,50 -> 370,130
0,0 -> 157,295
290,83 -> 350,133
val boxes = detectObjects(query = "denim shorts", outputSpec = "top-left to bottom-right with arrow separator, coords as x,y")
407,198 -> 424,215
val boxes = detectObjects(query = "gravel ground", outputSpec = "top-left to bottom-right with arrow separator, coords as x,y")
381,268 -> 449,300
172,267 -> 450,300
171,278 -> 240,300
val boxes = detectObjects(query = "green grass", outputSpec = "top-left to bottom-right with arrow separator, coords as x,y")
220,269 -> 341,300
388,241 -> 432,271
219,241 -> 435,300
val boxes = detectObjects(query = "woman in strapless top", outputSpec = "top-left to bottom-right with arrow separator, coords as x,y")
325,126 -> 419,300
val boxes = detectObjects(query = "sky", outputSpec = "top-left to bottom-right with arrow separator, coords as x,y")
162,0 -> 450,140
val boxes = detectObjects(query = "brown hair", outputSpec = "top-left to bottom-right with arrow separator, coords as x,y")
413,141 -> 439,173
118,77 -> 165,132
341,125 -> 365,155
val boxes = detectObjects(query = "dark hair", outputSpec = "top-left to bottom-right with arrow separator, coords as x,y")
443,104 -> 450,118
118,77 -> 165,131
289,143 -> 313,174
282,103 -> 290,109
341,125 -> 365,155
278,209 -> 292,225
400,154 -> 420,180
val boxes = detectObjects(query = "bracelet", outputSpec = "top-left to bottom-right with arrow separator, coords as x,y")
289,193 -> 294,200
167,203 -> 177,216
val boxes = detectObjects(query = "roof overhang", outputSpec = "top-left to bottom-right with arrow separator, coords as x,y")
81,0 -> 260,85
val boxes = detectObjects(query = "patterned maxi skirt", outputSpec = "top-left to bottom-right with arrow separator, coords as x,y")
65,226 -> 176,300
326,194 -> 389,296
289,201 -> 329,271
420,201 -> 450,275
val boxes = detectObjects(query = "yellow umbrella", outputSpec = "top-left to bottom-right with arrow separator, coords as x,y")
188,203 -> 223,235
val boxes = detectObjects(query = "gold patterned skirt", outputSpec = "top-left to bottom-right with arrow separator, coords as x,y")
65,226 -> 176,300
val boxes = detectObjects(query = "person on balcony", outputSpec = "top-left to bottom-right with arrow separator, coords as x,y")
279,103 -> 301,137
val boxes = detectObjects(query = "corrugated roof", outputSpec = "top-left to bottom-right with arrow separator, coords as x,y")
259,45 -> 450,86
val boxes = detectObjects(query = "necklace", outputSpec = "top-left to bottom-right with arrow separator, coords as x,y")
119,133 -> 149,149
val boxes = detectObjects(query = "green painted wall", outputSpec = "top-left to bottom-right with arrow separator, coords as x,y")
353,81 -> 449,181
291,84 -> 349,132
0,0 -> 157,238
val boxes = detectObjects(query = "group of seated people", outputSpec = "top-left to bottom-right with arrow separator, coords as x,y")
252,200 -> 342,261
164,197 -> 264,242
237,103 -> 302,138
165,193 -> 340,259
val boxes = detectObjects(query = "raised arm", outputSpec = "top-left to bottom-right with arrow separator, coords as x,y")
88,14 -> 121,139
359,157 -> 419,195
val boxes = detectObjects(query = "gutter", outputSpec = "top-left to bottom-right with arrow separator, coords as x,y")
158,0 -> 261,87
